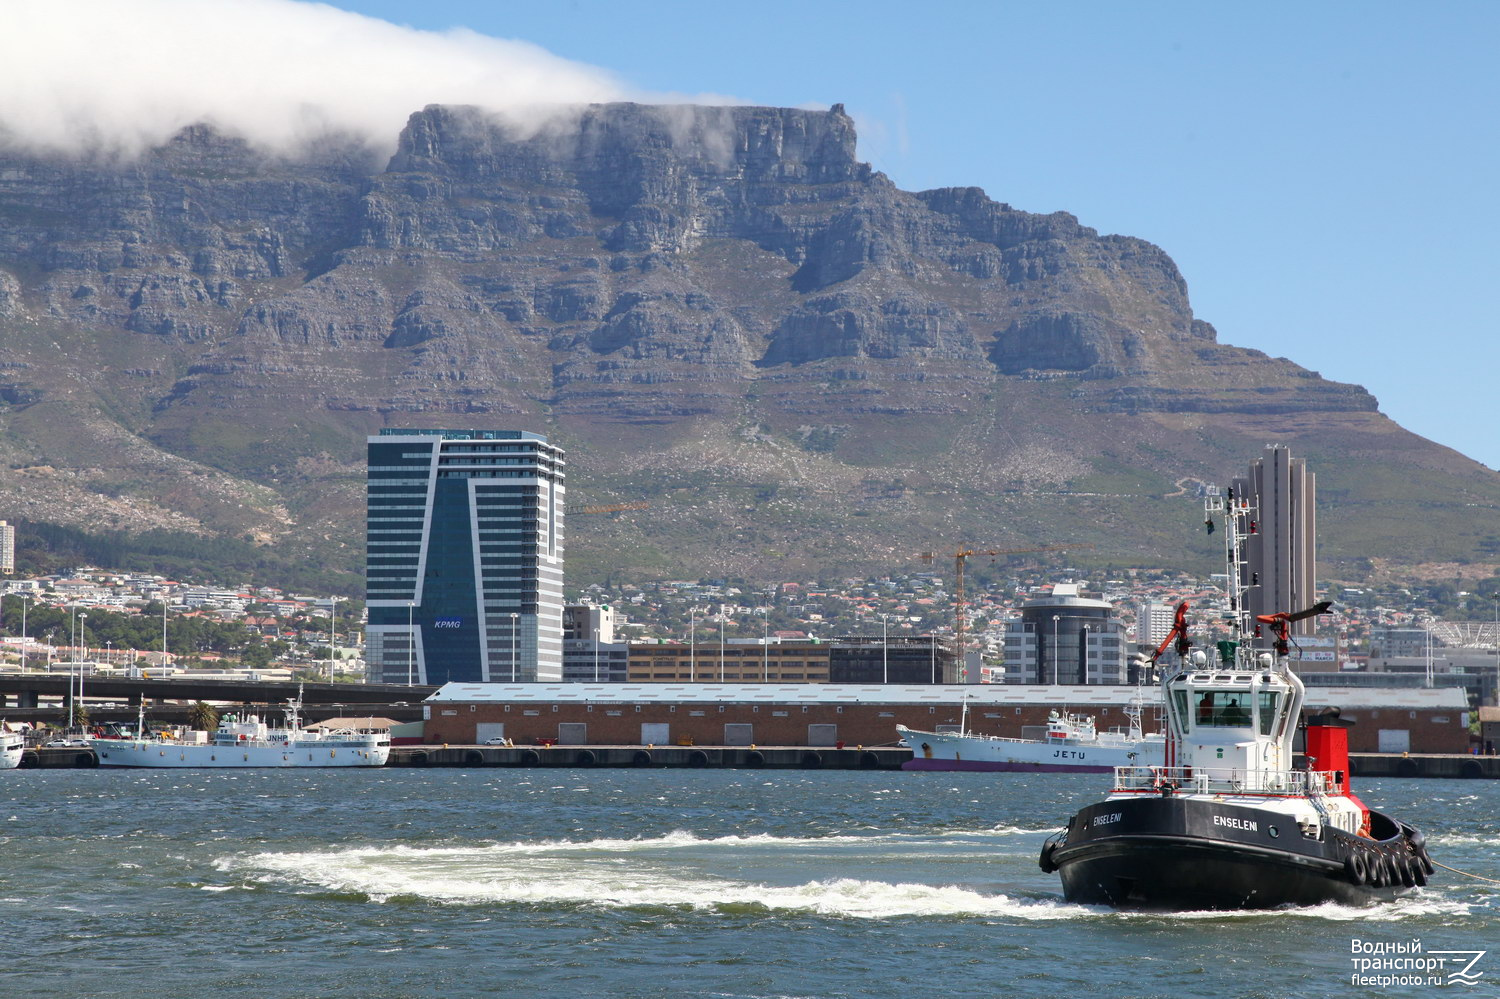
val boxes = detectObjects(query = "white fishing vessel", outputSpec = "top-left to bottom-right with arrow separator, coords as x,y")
89,692 -> 390,768
898,694 -> 1164,773
1039,489 -> 1433,908
1,728 -> 22,769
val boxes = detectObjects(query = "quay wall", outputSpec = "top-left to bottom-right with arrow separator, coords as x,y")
19,746 -> 1499,776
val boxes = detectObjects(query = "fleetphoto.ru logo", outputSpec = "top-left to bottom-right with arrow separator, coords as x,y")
1350,938 -> 1487,988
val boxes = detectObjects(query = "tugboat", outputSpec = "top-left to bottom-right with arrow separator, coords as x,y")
1038,490 -> 1434,908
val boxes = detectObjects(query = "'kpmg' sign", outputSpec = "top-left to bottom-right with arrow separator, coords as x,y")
434,617 -> 464,629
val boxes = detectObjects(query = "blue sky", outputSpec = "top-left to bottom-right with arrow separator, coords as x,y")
323,0 -> 1500,470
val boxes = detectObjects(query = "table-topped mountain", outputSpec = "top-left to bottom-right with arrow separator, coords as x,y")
0,103 -> 1494,585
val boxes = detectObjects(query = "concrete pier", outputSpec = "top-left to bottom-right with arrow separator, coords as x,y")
1347,752 -> 1500,779
16,746 -> 1500,776
387,744 -> 909,770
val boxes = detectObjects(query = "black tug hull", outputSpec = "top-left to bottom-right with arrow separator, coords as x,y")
1044,796 -> 1427,910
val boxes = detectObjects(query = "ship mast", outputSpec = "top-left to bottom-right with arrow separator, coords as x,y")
1205,485 -> 1257,654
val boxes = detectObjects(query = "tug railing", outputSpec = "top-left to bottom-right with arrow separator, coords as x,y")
1113,765 -> 1340,797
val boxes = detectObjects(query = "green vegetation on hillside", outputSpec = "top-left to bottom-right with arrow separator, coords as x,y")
9,520 -> 361,596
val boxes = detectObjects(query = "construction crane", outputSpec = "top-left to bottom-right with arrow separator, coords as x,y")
918,544 -> 1094,655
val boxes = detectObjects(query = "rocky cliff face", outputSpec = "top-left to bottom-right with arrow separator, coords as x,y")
0,103 -> 1494,584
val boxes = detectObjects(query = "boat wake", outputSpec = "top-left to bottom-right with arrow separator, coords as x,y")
215,832 -> 1085,919
215,831 -> 1481,922
1106,891 -> 1478,922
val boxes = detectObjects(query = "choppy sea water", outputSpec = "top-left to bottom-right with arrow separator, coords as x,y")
2,769 -> 1495,998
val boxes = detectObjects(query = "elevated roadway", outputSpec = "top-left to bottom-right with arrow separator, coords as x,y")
0,672 -> 435,724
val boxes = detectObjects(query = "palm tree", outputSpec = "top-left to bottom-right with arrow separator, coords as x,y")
188,701 -> 219,733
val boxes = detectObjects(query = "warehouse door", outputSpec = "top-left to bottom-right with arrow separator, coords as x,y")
1378,729 -> 1411,753
558,723 -> 587,744
641,723 -> 670,746
475,723 -> 505,744
724,723 -> 753,746
807,724 -> 838,746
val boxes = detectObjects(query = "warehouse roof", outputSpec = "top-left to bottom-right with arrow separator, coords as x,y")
427,682 -> 1467,710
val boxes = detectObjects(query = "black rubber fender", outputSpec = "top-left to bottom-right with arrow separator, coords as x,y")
519,749 -> 541,766
746,750 -> 766,768
632,749 -> 653,767
577,749 -> 597,766
1373,852 -> 1393,888
1397,854 -> 1417,888
1459,760 -> 1484,779
75,752 -> 97,769
409,751 -> 429,767
1363,851 -> 1383,887
1345,852 -> 1367,885
688,750 -> 709,768
859,751 -> 880,770
1396,757 -> 1419,777
1039,841 -> 1059,874
800,751 -> 822,769
464,749 -> 484,765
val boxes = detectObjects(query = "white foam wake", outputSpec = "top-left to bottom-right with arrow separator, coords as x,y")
217,833 -> 1085,920
1111,891 -> 1478,923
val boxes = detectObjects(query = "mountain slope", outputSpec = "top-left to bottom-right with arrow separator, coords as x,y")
1,103 -> 1495,588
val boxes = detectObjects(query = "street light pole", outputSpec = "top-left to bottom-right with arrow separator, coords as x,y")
881,613 -> 889,684
78,612 -> 87,723
327,597 -> 338,683
763,618 -> 768,682
509,612 -> 518,682
1052,615 -> 1060,686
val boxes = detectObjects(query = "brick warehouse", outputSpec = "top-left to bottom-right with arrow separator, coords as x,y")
421,683 -> 1471,753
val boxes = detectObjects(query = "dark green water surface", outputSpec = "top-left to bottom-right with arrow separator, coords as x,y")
2,770 -> 1495,998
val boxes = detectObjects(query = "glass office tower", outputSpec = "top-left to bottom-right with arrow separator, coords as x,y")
365,430 -> 565,684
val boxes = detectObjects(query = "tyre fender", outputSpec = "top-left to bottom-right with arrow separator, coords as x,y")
1346,852 -> 1367,885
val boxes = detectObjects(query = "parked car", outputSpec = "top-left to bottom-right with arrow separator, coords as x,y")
45,739 -> 90,747
483,737 -> 511,746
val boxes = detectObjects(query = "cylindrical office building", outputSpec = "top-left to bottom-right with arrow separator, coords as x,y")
1002,585 -> 1126,684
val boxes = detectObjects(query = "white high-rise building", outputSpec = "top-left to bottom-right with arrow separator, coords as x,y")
0,520 -> 14,574
1136,600 -> 1177,648
364,430 -> 565,684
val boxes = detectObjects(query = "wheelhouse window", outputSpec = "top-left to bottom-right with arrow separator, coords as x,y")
1172,689 -> 1192,734
1195,691 -> 1251,727
1257,691 -> 1281,736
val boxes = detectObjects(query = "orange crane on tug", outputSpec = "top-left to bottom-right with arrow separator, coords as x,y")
918,544 -> 1093,658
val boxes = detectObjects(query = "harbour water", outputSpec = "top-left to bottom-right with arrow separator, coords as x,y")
3,769 -> 1495,998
